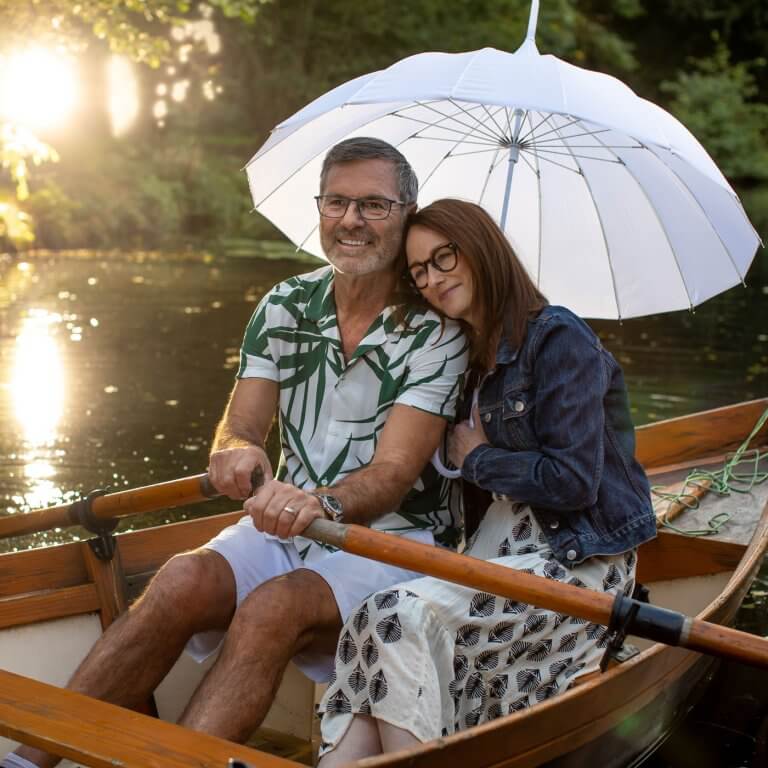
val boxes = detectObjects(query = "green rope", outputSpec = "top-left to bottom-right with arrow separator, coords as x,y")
651,406 -> 768,537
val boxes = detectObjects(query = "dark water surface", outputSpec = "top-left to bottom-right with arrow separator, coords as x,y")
0,245 -> 766,764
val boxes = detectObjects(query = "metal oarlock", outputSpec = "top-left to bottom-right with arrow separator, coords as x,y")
68,488 -> 117,561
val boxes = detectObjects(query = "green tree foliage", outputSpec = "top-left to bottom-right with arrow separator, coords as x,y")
661,44 -> 768,181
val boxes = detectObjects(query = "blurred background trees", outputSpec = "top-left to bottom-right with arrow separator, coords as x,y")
0,0 -> 766,252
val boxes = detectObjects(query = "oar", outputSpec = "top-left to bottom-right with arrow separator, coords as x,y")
303,518 -> 768,670
0,474 -> 220,540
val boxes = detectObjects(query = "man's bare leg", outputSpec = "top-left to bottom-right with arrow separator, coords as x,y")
179,568 -> 341,742
14,549 -> 236,768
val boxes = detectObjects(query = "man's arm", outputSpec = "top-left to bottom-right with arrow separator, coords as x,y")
244,404 -> 447,539
208,377 -> 278,499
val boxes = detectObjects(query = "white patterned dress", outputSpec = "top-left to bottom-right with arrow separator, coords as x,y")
317,499 -> 636,753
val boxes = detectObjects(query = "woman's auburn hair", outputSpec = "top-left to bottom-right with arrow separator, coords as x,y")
402,198 -> 548,369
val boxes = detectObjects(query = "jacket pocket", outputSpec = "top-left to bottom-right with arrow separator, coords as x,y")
501,384 -> 537,450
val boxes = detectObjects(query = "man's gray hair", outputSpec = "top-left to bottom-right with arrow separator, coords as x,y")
320,137 -> 418,204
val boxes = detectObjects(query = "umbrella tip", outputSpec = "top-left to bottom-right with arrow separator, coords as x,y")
525,0 -> 540,43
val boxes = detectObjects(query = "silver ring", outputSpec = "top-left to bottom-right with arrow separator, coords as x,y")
282,505 -> 297,516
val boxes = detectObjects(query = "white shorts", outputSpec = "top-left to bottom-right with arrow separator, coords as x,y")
185,514 -> 435,682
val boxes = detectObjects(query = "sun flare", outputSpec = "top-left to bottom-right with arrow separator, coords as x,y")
0,48 -> 78,130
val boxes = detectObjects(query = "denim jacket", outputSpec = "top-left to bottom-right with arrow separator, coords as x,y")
462,305 -> 656,566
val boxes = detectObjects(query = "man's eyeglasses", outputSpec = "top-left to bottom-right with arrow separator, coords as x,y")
407,242 -> 459,289
315,195 -> 406,221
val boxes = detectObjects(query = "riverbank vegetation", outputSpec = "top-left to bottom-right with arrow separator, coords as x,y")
1,0 -> 766,252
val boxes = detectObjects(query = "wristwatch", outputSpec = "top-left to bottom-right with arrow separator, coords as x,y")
312,493 -> 344,523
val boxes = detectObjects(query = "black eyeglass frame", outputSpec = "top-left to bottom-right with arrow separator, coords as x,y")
314,195 -> 407,220
407,242 -> 459,289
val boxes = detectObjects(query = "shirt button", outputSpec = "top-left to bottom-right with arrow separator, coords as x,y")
320,477 -> 329,485
514,400 -> 525,412
549,520 -> 560,529
566,549 -> 577,561
483,412 -> 492,423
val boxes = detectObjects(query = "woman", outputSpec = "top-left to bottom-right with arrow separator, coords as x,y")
316,199 -> 657,764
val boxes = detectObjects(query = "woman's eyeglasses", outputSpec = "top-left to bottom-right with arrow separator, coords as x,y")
407,242 -> 459,289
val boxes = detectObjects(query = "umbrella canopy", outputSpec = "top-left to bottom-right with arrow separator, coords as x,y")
245,0 -> 761,320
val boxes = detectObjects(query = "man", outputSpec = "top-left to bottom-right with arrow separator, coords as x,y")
4,137 -> 467,768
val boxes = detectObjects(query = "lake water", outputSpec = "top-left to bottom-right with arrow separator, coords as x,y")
0,243 -> 765,765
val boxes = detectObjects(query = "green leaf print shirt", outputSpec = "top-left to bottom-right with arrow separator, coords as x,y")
237,266 -> 469,562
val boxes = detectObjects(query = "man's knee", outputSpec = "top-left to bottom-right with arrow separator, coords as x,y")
139,548 -> 236,632
234,569 -> 340,646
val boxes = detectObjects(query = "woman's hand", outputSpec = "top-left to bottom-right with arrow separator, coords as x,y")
448,404 -> 490,468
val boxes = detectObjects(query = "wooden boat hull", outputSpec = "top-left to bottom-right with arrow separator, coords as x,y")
0,398 -> 766,767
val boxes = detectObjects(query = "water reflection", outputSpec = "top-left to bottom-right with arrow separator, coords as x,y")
11,309 -> 66,509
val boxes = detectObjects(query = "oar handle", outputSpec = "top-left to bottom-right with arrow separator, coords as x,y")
303,519 -> 768,670
0,474 -> 221,540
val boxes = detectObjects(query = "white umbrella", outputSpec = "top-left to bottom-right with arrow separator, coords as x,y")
245,0 -> 761,320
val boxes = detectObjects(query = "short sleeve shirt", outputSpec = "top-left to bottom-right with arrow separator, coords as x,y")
238,265 -> 469,562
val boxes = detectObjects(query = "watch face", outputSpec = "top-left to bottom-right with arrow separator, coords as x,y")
320,494 -> 343,520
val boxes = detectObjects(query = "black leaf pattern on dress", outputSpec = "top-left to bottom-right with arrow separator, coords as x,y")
511,516 -> 532,541
464,707 -> 483,727
508,697 -> 530,713
602,564 -> 621,591
569,615 -> 588,625
557,632 -> 578,652
374,590 -> 400,610
353,604 -> 369,634
369,670 -> 388,702
362,635 -> 379,667
564,662 -> 586,679
523,613 -> 548,635
348,663 -> 367,694
327,688 -> 352,714
516,668 -> 542,693
376,613 -> 403,643
548,659 -> 572,679
553,612 -> 569,630
517,544 -> 539,555
469,592 -> 496,617
497,538 -> 512,557
543,559 -> 567,580
464,671 -> 486,700
474,650 -> 500,671
526,639 -> 552,662
441,727 -> 449,737
507,640 -> 532,661
453,654 -> 469,681
623,578 -> 635,597
586,623 -> 606,640
624,550 -> 636,571
520,567 -> 536,575
535,681 -> 560,702
597,628 -> 610,648
487,701 -> 504,720
456,624 -> 481,647
405,590 -> 419,598
568,576 -> 587,589
503,599 -> 529,615
337,631 -> 357,664
358,698 -> 371,715
449,678 -> 463,698
328,670 -> 337,686
536,530 -> 549,545
488,674 -> 509,698
488,621 -> 516,643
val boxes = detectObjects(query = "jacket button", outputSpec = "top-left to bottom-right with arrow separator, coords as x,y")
549,520 -> 560,529
483,412 -> 492,423
566,549 -> 577,561
514,400 -> 525,412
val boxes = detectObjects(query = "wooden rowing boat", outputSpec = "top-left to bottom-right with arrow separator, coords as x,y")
0,398 -> 766,768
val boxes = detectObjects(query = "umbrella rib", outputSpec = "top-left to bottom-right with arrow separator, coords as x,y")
517,110 -> 554,144
478,148 -> 503,206
392,113 -> 500,146
481,103 -> 509,138
590,135 -> 699,309
520,114 -> 581,144
525,127 -> 612,145
521,148 -> 583,175
448,98 -> 507,143
448,146 -> 511,158
525,147 -> 623,163
551,117 -> 624,320
641,144 -> 754,284
407,135 -> 502,148
413,101 -> 501,144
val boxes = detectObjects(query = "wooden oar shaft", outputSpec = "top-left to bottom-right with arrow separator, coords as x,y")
305,519 -> 768,669
0,474 -> 218,540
